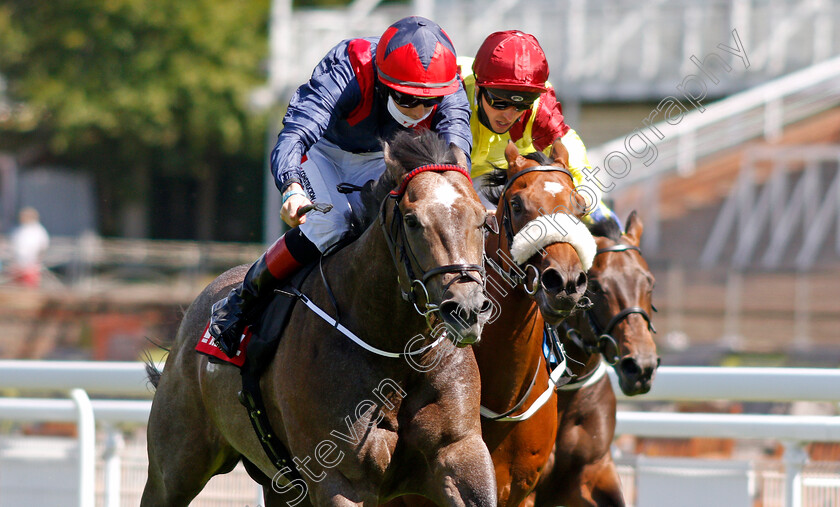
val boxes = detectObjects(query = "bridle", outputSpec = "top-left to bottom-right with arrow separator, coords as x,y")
380,164 -> 487,328
563,242 -> 656,364
487,165 -> 576,293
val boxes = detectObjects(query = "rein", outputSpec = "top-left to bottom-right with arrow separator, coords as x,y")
381,164 -> 486,327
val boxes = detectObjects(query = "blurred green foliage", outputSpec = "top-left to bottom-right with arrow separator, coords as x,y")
0,0 -> 271,240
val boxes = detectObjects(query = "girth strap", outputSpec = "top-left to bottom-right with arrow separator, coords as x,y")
239,366 -> 303,483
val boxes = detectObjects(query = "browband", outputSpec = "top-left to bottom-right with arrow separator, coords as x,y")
390,164 -> 472,198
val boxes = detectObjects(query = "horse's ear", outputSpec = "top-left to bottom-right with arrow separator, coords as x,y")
549,138 -> 570,169
450,145 -> 469,171
504,141 -> 522,169
624,210 -> 644,246
383,141 -> 396,168
383,142 -> 405,182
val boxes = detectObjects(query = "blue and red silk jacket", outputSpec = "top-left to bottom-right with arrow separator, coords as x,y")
271,37 -> 473,193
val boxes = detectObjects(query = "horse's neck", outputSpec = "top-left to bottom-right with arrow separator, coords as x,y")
323,219 -> 429,346
476,238 -> 545,401
564,311 -> 602,376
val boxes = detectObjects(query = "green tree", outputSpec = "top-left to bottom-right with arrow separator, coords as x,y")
0,0 -> 270,240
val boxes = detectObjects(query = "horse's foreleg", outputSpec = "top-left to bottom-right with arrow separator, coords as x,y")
522,491 -> 537,507
581,454 -> 625,507
428,435 -> 497,507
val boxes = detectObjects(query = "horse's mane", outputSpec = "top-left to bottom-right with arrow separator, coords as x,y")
587,213 -> 622,241
388,129 -> 458,171
357,129 -> 457,229
481,150 -> 553,205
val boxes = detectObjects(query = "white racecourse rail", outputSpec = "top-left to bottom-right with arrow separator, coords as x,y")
0,361 -> 838,507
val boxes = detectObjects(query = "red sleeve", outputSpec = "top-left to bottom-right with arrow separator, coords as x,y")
530,87 -> 570,152
346,39 -> 374,127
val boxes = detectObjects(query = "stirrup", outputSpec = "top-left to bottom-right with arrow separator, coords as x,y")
210,300 -> 245,357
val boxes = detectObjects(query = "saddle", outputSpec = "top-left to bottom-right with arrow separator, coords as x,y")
196,263 -> 317,372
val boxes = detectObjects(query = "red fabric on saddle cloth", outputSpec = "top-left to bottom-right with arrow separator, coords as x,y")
195,323 -> 252,367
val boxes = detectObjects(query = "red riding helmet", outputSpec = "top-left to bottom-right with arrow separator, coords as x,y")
375,16 -> 459,97
473,30 -> 549,93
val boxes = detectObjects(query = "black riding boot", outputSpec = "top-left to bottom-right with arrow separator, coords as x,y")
209,234 -> 306,357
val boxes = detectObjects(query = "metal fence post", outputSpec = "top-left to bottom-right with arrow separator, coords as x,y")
103,426 -> 124,507
70,389 -> 95,507
783,440 -> 807,507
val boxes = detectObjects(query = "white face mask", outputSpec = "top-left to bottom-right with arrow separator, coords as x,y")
386,95 -> 434,128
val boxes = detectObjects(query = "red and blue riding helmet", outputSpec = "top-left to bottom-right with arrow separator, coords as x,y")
375,16 -> 459,97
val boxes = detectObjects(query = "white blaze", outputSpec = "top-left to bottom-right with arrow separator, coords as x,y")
543,181 -> 568,196
433,181 -> 459,209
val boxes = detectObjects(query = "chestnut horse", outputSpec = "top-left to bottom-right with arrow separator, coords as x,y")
142,130 -> 499,506
387,142 -> 597,507
474,143 -> 596,507
531,211 -> 659,507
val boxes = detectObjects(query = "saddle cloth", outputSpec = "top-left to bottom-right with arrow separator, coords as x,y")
195,324 -> 252,367
194,263 -> 318,373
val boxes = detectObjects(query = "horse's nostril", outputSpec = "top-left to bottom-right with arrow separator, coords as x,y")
568,271 -> 586,295
440,301 -> 460,322
541,268 -> 565,294
576,272 -> 587,292
620,357 -> 641,378
440,299 -> 484,328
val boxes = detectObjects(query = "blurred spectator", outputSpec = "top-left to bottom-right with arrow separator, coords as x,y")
10,207 -> 49,287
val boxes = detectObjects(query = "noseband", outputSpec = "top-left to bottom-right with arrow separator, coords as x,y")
380,164 -> 486,325
566,243 -> 656,364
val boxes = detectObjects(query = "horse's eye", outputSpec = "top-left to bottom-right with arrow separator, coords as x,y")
510,198 -> 523,214
588,279 -> 602,293
404,214 -> 420,229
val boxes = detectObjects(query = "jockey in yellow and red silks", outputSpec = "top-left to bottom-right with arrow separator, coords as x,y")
461,30 -> 619,227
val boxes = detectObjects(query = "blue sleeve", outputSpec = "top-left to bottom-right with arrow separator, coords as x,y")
271,40 -> 361,192
430,77 -> 473,168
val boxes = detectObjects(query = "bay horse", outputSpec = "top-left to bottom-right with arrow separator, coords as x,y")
386,141 -> 597,507
142,130 -> 499,506
530,211 -> 659,507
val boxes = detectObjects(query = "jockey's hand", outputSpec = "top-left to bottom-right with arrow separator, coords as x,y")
280,183 -> 312,227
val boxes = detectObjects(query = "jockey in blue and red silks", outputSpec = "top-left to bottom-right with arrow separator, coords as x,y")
209,16 -> 472,357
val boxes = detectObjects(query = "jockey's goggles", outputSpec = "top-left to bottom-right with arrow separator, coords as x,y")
483,88 -> 539,112
389,89 -> 443,109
